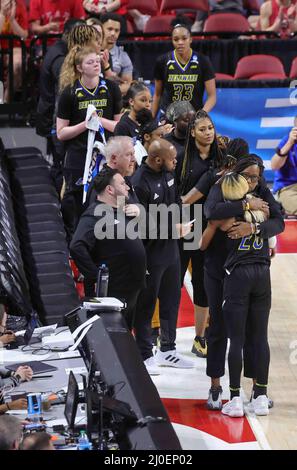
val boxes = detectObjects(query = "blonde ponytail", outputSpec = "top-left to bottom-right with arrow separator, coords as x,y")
59,44 -> 99,92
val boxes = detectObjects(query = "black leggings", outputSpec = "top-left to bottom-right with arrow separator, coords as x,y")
205,270 -> 259,379
223,264 -> 271,389
179,242 -> 208,308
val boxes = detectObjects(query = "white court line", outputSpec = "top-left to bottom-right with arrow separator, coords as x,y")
183,269 -> 271,450
265,98 -> 297,108
261,117 -> 295,127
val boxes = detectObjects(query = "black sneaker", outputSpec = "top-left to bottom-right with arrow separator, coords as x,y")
191,336 -> 207,358
207,386 -> 223,410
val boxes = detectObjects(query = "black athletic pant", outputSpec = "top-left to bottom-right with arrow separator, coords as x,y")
46,134 -> 65,196
223,263 -> 271,390
204,271 -> 227,378
179,242 -> 208,307
135,259 -> 181,360
204,270 -> 257,380
61,168 -> 84,244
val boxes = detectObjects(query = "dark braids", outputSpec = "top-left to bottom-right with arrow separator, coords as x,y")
233,154 -> 265,177
180,109 -> 224,194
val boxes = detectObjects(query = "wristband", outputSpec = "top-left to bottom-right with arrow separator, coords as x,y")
104,65 -> 111,71
276,147 -> 289,157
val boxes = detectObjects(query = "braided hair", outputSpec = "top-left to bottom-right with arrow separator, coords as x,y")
59,25 -> 102,91
233,154 -> 265,177
180,109 -> 224,194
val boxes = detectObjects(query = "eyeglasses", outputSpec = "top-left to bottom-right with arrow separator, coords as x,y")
240,173 -> 260,183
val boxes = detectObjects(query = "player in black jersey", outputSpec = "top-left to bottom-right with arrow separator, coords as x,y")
56,45 -> 122,239
114,81 -> 152,138
204,156 -> 284,417
152,23 -> 216,118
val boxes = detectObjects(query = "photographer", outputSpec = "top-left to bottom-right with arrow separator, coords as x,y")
271,118 -> 297,215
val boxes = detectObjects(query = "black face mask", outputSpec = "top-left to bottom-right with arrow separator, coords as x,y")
135,108 -> 153,126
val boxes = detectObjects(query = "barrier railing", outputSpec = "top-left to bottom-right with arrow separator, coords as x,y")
0,31 -> 293,124
0,34 -> 27,119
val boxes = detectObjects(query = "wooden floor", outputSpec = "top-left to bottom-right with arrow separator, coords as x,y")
243,253 -> 297,449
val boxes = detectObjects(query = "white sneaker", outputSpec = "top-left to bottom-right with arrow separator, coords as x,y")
221,397 -> 244,418
251,395 -> 269,416
144,356 -> 160,376
154,349 -> 195,369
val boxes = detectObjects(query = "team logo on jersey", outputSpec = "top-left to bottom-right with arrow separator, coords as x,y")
76,91 -> 84,98
168,64 -> 175,70
193,55 -> 198,61
167,179 -> 174,187
154,193 -> 159,200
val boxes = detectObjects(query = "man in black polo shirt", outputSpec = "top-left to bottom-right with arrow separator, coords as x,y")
70,167 -> 146,330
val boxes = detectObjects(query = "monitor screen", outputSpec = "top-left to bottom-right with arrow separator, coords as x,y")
64,371 -> 79,430
23,313 -> 37,344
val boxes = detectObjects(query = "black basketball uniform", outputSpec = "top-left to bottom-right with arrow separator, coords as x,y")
154,49 -> 215,113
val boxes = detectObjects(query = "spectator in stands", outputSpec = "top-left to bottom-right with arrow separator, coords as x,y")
191,0 -> 245,32
21,432 -> 55,450
0,415 -> 22,449
29,0 -> 86,35
271,119 -> 297,215
83,0 -> 128,16
0,0 -> 28,102
259,0 -> 297,35
57,44 -> 122,238
128,9 -> 150,32
114,81 -> 152,138
83,0 -> 128,33
152,22 -> 216,118
70,166 -> 146,330
101,13 -> 133,95
164,101 -> 196,161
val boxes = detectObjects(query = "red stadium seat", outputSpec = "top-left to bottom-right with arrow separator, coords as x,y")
234,55 -> 286,79
144,14 -> 176,33
127,0 -> 159,16
289,57 -> 297,78
203,13 -> 250,32
215,73 -> 235,80
249,73 -> 287,80
160,0 -> 209,13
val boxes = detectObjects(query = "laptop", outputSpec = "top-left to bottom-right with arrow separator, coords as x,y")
64,371 -> 80,432
5,361 -> 58,375
10,314 -> 41,348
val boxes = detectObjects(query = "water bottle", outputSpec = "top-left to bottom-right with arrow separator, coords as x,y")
77,430 -> 92,450
27,393 -> 42,422
96,264 -> 109,297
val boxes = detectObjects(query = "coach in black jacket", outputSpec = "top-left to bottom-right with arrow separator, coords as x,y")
131,139 -> 194,373
70,167 -> 146,330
